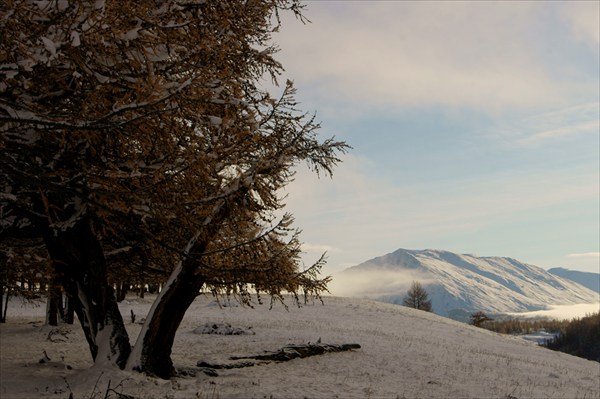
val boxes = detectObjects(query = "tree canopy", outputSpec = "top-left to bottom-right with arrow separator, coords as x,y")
402,281 -> 433,312
1,0 -> 348,378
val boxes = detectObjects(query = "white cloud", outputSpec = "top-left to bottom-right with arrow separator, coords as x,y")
519,120 -> 599,145
277,2 -> 592,113
564,1 -> 600,47
302,243 -> 339,253
568,252 -> 600,259
536,252 -> 600,274
492,101 -> 600,146
297,246 -> 340,271
328,268 -> 435,298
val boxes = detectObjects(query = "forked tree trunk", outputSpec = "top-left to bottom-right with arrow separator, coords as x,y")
127,255 -> 205,378
42,215 -> 131,368
127,201 -> 237,378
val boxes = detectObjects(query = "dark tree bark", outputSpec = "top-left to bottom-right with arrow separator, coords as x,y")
115,284 -> 122,303
46,282 -> 60,326
128,254 -> 205,378
115,282 -> 128,303
138,251 -> 147,299
0,287 -> 6,323
62,294 -> 75,324
42,215 -> 131,368
147,284 -> 158,294
57,290 -> 65,321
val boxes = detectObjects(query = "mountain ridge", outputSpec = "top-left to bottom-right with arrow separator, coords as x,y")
548,267 -> 600,294
338,248 -> 598,320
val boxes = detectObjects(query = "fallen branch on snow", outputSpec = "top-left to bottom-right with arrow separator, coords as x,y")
231,342 -> 361,362
197,342 -> 361,375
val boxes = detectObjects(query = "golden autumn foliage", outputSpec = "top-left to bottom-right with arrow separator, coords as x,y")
1,0 -> 348,376
1,0 -> 346,297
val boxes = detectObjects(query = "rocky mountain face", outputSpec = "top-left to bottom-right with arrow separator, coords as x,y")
340,248 -> 598,321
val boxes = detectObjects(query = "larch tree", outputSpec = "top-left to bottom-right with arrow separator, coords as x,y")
1,0 -> 348,378
402,281 -> 433,312
469,311 -> 493,327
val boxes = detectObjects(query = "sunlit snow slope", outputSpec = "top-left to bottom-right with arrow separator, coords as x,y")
340,248 -> 598,320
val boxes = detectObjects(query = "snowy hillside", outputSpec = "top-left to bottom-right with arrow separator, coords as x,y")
548,267 -> 600,294
1,294 -> 599,399
335,248 -> 599,320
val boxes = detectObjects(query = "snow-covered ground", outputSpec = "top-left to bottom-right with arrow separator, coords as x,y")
1,294 -> 599,399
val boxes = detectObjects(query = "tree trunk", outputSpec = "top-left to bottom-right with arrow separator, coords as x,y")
127,199 -> 240,378
115,282 -> 128,303
1,290 -> 8,323
127,258 -> 205,378
45,280 -> 61,326
138,252 -> 147,299
57,290 -> 65,321
42,215 -> 131,368
62,293 -> 75,324
0,286 -> 6,323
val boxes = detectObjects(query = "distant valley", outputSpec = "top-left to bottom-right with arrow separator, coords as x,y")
334,248 -> 599,321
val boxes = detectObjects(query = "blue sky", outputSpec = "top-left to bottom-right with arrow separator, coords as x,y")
273,1 -> 599,274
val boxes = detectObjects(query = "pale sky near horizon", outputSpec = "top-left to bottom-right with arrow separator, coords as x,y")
271,1 -> 600,274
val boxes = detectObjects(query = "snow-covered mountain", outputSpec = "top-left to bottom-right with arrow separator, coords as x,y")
337,248 -> 599,320
548,267 -> 600,294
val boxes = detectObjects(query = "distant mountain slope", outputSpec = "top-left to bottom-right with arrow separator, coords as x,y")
548,267 -> 600,294
338,248 -> 598,320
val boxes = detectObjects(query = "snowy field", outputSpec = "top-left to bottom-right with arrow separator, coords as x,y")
1,294 -> 599,399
